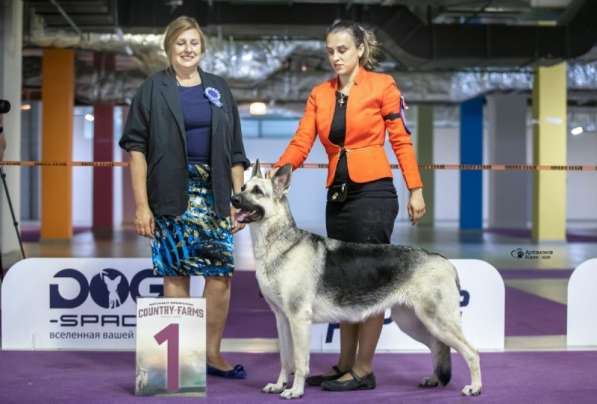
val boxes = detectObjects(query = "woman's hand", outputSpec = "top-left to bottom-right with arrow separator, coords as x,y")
407,188 -> 426,225
135,206 -> 155,238
266,166 -> 279,179
230,207 -> 246,233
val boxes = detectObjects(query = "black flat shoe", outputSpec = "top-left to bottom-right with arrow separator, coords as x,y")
207,364 -> 246,379
306,365 -> 348,387
321,370 -> 376,391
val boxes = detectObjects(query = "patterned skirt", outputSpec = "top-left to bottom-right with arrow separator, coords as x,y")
151,164 -> 234,277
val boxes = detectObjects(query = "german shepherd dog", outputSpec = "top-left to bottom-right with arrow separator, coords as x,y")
231,162 -> 482,399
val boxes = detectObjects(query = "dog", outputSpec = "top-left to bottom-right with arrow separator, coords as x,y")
101,271 -> 123,309
230,161 -> 482,399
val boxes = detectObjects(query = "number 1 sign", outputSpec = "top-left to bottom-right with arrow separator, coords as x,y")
135,298 -> 206,396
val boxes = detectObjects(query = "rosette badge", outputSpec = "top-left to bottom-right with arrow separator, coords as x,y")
204,87 -> 223,107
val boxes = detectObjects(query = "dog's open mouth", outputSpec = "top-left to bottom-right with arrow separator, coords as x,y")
235,207 -> 263,223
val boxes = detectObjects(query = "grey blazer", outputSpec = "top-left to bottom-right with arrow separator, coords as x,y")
119,68 -> 250,218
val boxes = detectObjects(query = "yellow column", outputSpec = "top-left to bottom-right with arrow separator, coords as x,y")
532,62 -> 567,241
41,48 -> 74,239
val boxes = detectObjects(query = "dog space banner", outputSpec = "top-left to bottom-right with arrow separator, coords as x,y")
1,258 -> 205,350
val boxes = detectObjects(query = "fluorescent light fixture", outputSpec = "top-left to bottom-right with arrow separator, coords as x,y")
249,102 -> 267,116
84,113 -> 95,122
571,126 -> 583,136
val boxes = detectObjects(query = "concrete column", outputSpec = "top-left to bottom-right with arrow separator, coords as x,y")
0,0 -> 23,265
460,97 -> 484,230
92,52 -> 115,234
41,48 -> 74,239
486,94 -> 529,229
532,63 -> 567,241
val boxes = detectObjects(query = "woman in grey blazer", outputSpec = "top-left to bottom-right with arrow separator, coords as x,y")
119,16 -> 249,379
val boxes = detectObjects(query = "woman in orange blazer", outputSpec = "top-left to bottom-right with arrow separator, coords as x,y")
274,20 -> 426,391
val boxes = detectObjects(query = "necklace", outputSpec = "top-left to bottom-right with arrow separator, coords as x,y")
175,71 -> 200,87
338,92 -> 347,106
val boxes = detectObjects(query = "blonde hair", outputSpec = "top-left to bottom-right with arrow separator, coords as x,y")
326,20 -> 381,70
163,16 -> 207,64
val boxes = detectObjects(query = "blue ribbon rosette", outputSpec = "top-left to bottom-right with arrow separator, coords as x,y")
204,87 -> 223,107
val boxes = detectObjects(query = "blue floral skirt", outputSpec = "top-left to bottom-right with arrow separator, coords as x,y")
151,164 -> 234,277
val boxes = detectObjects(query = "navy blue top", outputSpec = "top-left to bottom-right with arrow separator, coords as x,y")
178,84 -> 212,164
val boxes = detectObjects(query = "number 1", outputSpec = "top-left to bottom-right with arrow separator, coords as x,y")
154,323 -> 180,392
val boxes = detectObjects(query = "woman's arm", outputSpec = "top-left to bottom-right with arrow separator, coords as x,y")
274,89 -> 318,169
120,86 -> 154,237
230,163 -> 245,233
129,151 -> 155,238
381,77 -> 426,224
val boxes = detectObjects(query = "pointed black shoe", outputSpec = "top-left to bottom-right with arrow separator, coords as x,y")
321,370 -> 376,391
306,365 -> 348,387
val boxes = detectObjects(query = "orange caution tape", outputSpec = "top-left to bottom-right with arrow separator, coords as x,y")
0,161 -> 596,171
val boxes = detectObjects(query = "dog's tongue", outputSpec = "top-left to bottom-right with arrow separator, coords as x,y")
235,210 -> 251,223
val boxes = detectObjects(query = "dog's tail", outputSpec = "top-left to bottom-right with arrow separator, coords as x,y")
435,342 -> 452,386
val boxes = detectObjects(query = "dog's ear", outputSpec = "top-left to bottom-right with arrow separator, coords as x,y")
272,163 -> 292,197
251,159 -> 263,178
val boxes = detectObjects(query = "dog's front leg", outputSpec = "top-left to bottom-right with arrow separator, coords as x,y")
263,311 -> 293,394
280,314 -> 311,400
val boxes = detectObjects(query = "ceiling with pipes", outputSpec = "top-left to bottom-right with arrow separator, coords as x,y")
21,0 -> 597,105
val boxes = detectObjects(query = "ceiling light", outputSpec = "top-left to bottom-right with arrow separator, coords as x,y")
571,126 -> 583,136
21,104 -> 31,111
249,102 -> 267,116
84,113 -> 95,122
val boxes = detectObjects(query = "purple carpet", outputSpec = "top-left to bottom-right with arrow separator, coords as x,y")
498,269 -> 572,279
21,225 -> 91,242
225,272 -> 276,338
505,287 -> 566,336
225,273 -> 567,338
1,351 -> 596,403
486,227 -> 597,242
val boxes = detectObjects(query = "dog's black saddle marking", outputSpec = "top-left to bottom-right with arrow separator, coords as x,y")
320,243 -> 420,307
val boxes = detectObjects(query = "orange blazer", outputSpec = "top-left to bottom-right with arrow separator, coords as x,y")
274,67 -> 423,190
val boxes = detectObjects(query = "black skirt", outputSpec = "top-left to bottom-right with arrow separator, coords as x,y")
326,177 -> 399,244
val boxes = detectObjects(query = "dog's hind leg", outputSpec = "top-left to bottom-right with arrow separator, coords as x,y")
392,305 -> 451,388
413,301 -> 482,396
280,313 -> 311,400
263,310 -> 294,394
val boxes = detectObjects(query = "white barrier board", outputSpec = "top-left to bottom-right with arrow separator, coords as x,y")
1,258 -> 205,350
567,258 -> 597,346
310,259 -> 505,352
2,258 -> 504,352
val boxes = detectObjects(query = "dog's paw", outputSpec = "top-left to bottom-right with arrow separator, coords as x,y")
461,384 -> 482,396
418,376 -> 440,388
280,388 -> 304,400
262,382 -> 286,394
